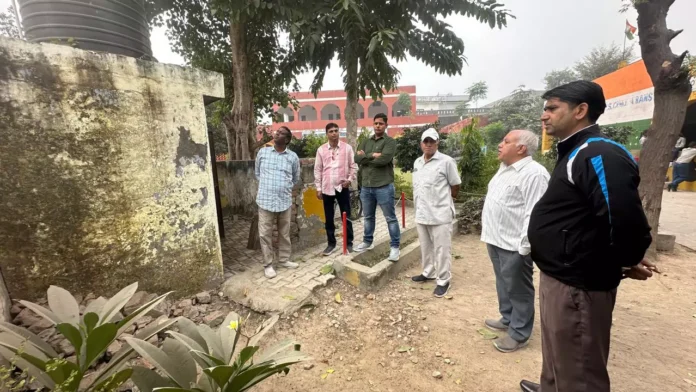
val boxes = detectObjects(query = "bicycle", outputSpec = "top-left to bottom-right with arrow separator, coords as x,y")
334,187 -> 363,221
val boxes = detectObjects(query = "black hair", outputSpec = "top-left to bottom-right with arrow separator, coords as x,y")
373,113 -> 388,124
277,126 -> 292,143
325,123 -> 339,132
542,80 -> 607,124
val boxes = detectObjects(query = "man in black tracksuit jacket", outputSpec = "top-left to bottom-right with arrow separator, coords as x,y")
519,81 -> 656,392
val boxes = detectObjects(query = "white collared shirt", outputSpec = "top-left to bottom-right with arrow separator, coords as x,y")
412,151 -> 462,225
481,156 -> 550,255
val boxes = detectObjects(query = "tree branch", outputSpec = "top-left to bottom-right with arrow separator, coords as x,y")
667,29 -> 683,43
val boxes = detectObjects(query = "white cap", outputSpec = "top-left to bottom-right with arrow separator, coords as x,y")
421,128 -> 439,141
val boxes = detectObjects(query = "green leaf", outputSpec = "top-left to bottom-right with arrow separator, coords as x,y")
116,292 -> 172,337
248,315 -> 279,348
131,366 -> 173,392
257,339 -> 300,363
176,317 -> 208,353
0,346 -> 55,389
152,388 -> 193,392
198,324 -> 224,360
0,332 -> 50,362
125,338 -> 192,388
18,300 -> 62,325
84,323 -> 118,369
166,331 -> 205,353
98,282 -> 138,326
84,312 -> 99,334
477,328 -> 498,340
203,365 -> 235,388
84,297 -> 107,319
0,321 -> 58,357
219,312 -> 240,363
91,368 -> 132,392
55,323 -> 82,362
90,316 -> 177,388
161,339 -> 197,387
47,285 -> 80,326
235,346 -> 260,369
190,350 -> 225,369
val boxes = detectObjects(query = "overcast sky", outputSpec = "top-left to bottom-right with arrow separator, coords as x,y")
4,0 -> 695,105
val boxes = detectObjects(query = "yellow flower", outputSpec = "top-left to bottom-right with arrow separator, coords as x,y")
227,318 -> 243,330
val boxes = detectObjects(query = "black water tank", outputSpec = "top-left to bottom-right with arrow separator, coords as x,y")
18,0 -> 152,59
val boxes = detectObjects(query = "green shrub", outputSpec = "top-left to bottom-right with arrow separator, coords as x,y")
302,133 -> 327,157
393,123 -> 441,172
126,313 -> 309,392
0,283 -> 175,392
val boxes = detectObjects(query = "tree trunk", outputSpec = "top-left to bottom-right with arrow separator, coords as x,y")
225,17 -> 254,161
345,55 -> 359,148
634,0 -> 692,260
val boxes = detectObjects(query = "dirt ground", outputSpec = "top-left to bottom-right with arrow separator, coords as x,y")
254,235 -> 696,392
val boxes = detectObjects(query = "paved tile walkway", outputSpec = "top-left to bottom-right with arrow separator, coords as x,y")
659,191 -> 696,250
220,205 -> 416,313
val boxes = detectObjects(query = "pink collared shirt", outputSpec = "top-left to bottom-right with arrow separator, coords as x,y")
314,141 -> 358,196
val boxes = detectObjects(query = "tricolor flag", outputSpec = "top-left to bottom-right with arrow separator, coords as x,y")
625,20 -> 637,40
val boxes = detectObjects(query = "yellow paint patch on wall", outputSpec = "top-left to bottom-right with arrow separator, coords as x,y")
667,166 -> 696,192
302,187 -> 325,222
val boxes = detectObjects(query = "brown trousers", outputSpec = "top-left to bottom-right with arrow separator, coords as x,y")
539,272 -> 617,392
258,207 -> 292,267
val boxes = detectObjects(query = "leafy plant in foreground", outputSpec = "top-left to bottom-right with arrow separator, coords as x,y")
0,283 -> 176,391
126,312 -> 309,392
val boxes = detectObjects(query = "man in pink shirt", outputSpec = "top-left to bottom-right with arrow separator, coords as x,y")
314,122 -> 358,255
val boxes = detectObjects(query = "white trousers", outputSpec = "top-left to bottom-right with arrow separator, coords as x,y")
416,223 -> 453,286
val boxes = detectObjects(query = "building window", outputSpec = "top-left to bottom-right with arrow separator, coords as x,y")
301,115 -> 306,121
288,115 -> 294,122
359,111 -> 364,119
328,114 -> 334,120
336,113 -> 341,120
373,101 -> 382,106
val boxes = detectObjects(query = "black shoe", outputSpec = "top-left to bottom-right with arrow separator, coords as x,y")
347,245 -> 353,254
411,275 -> 435,283
520,380 -> 540,392
322,245 -> 336,256
433,282 -> 450,298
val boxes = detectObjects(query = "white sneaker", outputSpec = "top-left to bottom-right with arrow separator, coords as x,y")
264,266 -> 277,279
278,261 -> 299,269
388,247 -> 400,262
354,242 -> 374,252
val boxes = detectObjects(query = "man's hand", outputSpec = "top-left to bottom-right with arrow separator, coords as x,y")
340,180 -> 351,188
316,190 -> 323,200
371,152 -> 382,158
622,259 -> 660,280
357,150 -> 365,155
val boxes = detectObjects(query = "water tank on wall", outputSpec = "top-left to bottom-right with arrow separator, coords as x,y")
17,0 -> 153,59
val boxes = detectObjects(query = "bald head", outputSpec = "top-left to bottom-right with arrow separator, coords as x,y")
497,129 -> 539,165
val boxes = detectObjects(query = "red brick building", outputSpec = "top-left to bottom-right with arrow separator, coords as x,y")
272,85 -> 439,139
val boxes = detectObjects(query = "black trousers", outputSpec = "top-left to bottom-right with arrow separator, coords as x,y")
322,188 -> 353,247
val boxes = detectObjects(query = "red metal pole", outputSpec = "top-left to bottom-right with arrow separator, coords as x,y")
401,192 -> 406,229
342,212 -> 348,255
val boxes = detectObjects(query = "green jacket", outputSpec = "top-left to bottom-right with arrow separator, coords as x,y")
355,134 -> 396,188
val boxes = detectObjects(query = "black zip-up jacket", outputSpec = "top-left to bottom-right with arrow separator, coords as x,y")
528,125 -> 652,291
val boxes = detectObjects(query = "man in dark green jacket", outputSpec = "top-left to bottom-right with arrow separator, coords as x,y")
354,113 -> 400,261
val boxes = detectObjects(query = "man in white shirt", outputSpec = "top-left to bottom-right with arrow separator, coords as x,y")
481,129 -> 549,353
668,141 -> 696,191
410,128 -> 461,298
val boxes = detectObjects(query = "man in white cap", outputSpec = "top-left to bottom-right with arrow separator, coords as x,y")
411,128 -> 461,297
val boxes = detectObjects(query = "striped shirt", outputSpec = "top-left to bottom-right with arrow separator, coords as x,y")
255,146 -> 300,212
314,141 -> 358,196
481,156 -> 550,255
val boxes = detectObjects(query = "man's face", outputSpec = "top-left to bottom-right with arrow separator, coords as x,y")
498,130 -> 524,165
421,138 -> 438,156
326,127 -> 339,143
541,97 -> 583,137
373,117 -> 387,136
274,128 -> 291,146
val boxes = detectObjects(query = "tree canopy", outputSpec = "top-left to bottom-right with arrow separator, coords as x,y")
291,0 -> 512,145
467,81 -> 489,108
543,68 -> 578,90
0,6 -> 21,39
487,86 -> 544,135
574,42 -> 635,81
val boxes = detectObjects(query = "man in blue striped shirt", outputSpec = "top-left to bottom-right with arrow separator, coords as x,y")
255,126 -> 301,279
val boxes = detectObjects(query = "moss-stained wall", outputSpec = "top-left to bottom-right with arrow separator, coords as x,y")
0,38 -> 225,300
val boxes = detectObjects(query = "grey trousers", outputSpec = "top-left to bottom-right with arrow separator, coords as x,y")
258,207 -> 292,267
486,244 -> 535,342
416,223 -> 453,286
